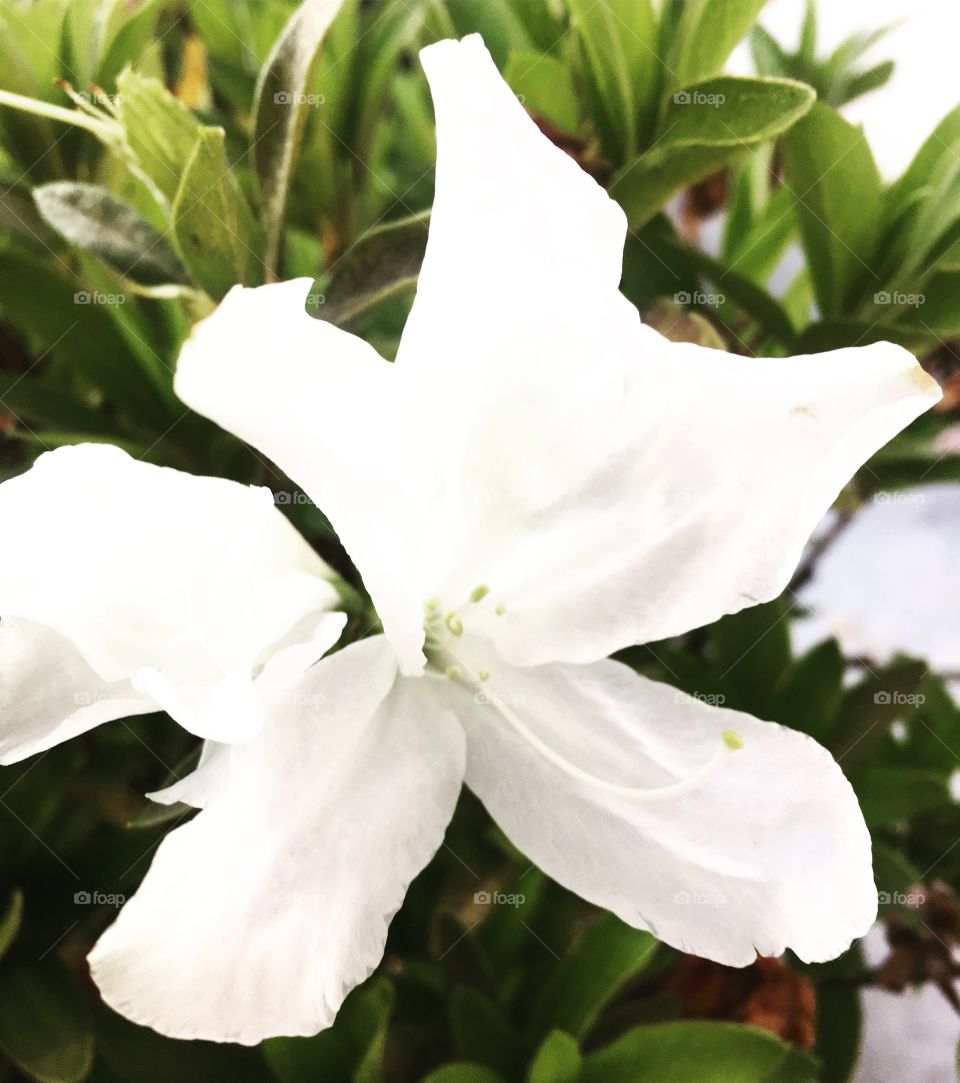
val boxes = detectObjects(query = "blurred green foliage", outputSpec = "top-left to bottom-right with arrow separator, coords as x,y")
0,1 -> 959,1081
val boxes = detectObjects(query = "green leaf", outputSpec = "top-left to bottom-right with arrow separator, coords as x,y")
569,0 -> 659,161
580,1021 -> 795,1083
528,1030 -> 582,1083
885,103 -> 960,227
0,373 -> 119,435
657,237 -> 797,345
709,600 -> 791,716
667,0 -> 769,90
895,270 -> 960,336
780,103 -> 883,317
172,127 -> 262,298
612,76 -> 814,229
0,889 -> 23,961
854,766 -> 951,827
0,963 -> 93,1083
96,0 -> 163,90
421,1067 -> 504,1083
34,182 -> 188,287
253,0 -> 345,278
814,983 -> 861,1083
311,210 -> 430,326
451,986 -> 521,1078
771,639 -> 844,742
828,660 -> 928,768
532,913 -> 657,1040
837,60 -> 894,106
504,51 -> 580,134
116,69 -> 204,206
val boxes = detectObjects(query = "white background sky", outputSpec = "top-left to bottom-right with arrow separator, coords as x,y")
728,0 -> 960,179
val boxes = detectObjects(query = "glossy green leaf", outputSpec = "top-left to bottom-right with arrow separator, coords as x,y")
532,913 -> 657,1040
580,1021 -> 796,1083
780,102 -> 883,317
569,0 -> 658,161
34,182 -> 188,287
504,51 -> 580,134
667,0 -> 769,89
528,1030 -> 582,1083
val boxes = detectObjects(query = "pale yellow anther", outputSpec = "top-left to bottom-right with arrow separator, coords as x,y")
469,584 -> 490,603
445,612 -> 463,636
444,665 -> 461,679
722,729 -> 744,752
478,669 -> 490,681
495,603 -> 506,616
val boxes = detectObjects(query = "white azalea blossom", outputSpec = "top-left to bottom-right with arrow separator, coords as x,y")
0,443 -> 345,759
0,34 -> 940,1046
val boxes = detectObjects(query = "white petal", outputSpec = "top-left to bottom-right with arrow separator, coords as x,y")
460,336 -> 940,667
443,645 -> 875,966
399,36 -> 639,570
0,444 -> 338,743
0,617 -> 153,764
89,637 -> 465,1043
175,280 -> 429,675
798,483 -> 960,670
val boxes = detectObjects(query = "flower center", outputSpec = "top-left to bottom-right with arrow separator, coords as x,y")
422,583 -> 504,677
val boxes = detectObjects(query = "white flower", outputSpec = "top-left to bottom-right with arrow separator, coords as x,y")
74,35 -> 940,1043
0,443 -> 345,758
797,483 -> 960,673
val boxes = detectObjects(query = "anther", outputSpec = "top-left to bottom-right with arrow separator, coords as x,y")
469,584 -> 490,603
445,612 -> 463,636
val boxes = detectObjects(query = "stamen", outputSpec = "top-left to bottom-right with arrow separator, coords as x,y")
469,584 -> 489,603
478,669 -> 490,681
444,612 -> 463,636
444,665 -> 461,679
495,603 -> 506,616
